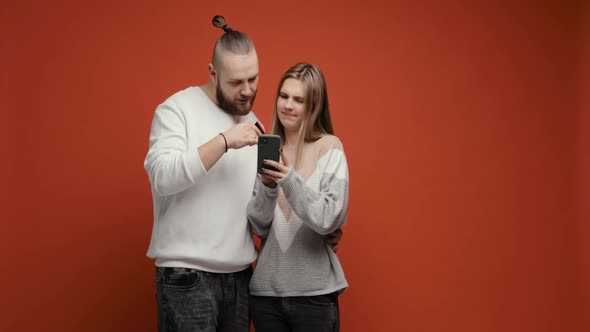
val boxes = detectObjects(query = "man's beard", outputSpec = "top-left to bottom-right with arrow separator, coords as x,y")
216,84 -> 257,116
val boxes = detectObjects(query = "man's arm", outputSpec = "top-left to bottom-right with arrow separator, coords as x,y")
144,102 -> 260,196
198,122 -> 261,171
144,103 -> 204,196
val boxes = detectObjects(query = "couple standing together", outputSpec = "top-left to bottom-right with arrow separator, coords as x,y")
144,15 -> 350,332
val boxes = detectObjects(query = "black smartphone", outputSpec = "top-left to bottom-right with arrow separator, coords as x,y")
257,134 -> 281,174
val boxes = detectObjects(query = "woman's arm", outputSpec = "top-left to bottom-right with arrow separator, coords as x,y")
247,176 -> 279,238
278,148 -> 349,235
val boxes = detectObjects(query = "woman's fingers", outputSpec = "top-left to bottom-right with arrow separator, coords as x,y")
264,159 -> 288,173
259,173 -> 277,188
262,168 -> 283,179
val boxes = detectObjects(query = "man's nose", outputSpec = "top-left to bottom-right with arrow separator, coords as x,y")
241,84 -> 253,97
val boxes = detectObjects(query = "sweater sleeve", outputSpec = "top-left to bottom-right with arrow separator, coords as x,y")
143,99 -> 207,196
278,147 -> 349,235
247,176 -> 279,238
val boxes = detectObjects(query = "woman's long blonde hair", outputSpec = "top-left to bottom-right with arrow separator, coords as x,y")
270,63 -> 334,167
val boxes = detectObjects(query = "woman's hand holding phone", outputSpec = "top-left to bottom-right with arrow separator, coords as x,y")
259,172 -> 277,188
260,149 -> 290,187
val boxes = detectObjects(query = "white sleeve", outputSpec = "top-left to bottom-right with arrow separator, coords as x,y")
143,99 -> 206,196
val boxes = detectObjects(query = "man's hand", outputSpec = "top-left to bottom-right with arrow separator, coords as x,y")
199,122 -> 261,171
326,228 -> 343,252
223,122 -> 261,150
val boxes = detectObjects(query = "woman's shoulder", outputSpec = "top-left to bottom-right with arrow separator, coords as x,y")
312,135 -> 344,160
315,134 -> 344,150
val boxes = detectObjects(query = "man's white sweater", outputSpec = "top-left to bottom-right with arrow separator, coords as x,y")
144,86 -> 258,273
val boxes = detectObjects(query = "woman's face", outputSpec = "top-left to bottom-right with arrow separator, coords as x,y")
277,78 -> 306,133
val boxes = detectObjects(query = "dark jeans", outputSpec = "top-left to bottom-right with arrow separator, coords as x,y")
155,266 -> 252,332
250,293 -> 340,332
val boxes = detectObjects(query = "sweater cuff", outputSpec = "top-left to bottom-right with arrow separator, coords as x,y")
256,176 -> 279,197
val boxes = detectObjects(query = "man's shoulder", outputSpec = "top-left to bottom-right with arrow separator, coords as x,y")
156,86 -> 210,115
151,87 -> 210,125
167,86 -> 203,104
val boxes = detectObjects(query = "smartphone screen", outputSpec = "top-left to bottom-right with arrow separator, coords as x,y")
257,134 -> 281,174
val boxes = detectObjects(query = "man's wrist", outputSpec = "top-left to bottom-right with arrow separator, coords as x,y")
218,133 -> 228,152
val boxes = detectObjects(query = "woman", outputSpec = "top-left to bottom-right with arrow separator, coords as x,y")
247,62 -> 349,332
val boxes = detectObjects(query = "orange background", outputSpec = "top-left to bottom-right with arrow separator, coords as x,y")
2,0 -> 588,331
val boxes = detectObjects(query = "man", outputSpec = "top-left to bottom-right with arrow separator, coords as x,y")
144,16 -> 341,332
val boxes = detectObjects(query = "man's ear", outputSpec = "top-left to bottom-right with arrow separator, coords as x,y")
208,64 -> 217,84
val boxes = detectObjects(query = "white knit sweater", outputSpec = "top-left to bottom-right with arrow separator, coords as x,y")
144,86 -> 258,273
